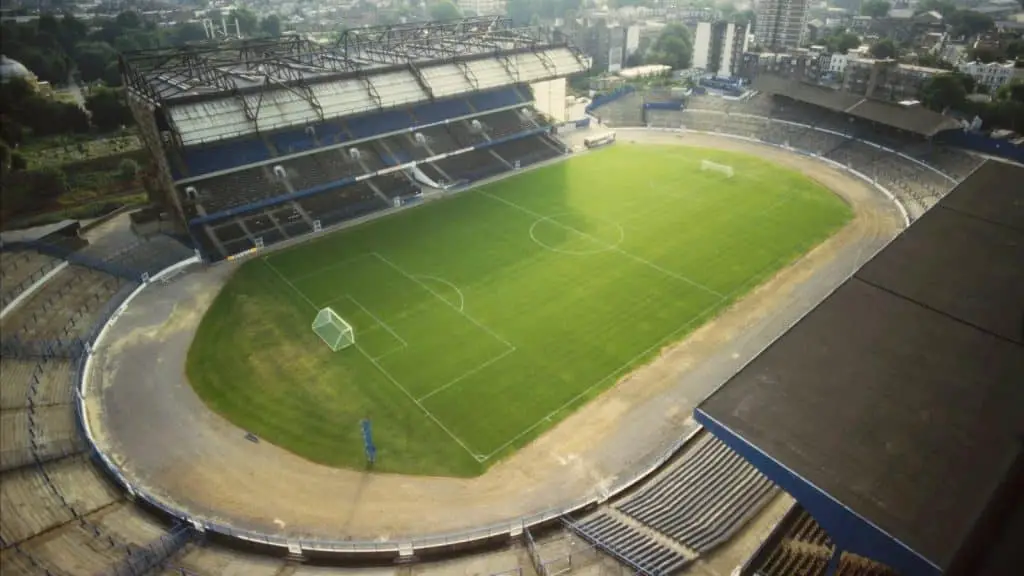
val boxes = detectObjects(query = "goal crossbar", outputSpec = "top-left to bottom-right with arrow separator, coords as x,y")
312,307 -> 355,351
701,159 -> 735,178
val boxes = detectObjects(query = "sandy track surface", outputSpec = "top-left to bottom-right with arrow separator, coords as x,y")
85,131 -> 903,542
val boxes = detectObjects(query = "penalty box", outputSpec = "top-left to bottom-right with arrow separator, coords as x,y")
292,253 -> 515,401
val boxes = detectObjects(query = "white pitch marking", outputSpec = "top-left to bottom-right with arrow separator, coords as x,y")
263,259 -> 318,311
417,346 -> 517,402
352,341 -> 480,460
413,275 -> 465,312
528,213 -> 625,256
346,294 -> 408,348
481,191 -> 724,299
372,252 -> 514,350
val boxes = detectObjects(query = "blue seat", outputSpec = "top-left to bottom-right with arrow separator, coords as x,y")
412,99 -> 472,124
467,87 -> 524,112
182,138 -> 270,176
270,128 -> 317,155
346,109 -> 414,139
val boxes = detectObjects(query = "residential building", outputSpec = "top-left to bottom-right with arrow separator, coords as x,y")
692,20 -> 751,78
755,0 -> 810,50
736,50 -> 825,83
456,0 -> 506,16
573,19 -> 628,74
842,58 -> 944,100
959,60 -> 1024,93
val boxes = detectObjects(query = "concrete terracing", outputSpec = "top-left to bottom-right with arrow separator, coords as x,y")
82,130 -> 904,548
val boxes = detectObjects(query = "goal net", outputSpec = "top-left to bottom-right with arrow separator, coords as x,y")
312,307 -> 354,352
701,159 -> 735,178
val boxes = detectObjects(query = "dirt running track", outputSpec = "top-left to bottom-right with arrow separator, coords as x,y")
85,131 -> 904,542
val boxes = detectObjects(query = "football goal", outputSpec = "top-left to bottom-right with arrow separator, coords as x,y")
701,159 -> 735,178
312,307 -> 355,351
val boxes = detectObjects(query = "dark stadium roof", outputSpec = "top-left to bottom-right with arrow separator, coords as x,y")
696,159 -> 1024,576
753,74 -> 963,137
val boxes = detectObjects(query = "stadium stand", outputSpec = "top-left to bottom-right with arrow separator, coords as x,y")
0,250 -> 62,310
124,20 -> 586,261
0,232 -> 195,574
615,433 -> 778,554
572,513 -> 692,575
749,506 -> 898,576
701,160 -> 1024,576
0,265 -> 130,344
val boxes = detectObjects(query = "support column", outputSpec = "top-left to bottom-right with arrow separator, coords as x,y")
825,545 -> 843,576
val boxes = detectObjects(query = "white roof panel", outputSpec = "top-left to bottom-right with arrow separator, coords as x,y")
168,48 -> 587,145
421,63 -> 474,98
312,78 -> 377,118
170,99 -> 253,146
370,71 -> 428,108
467,58 -> 516,89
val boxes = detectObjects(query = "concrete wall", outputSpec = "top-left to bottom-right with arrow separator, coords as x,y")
531,78 -> 568,123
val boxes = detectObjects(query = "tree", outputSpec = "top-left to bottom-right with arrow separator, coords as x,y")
968,46 -> 1002,63
1006,40 -> 1024,60
869,39 -> 896,59
920,73 -> 969,111
824,32 -> 861,54
915,0 -> 956,18
174,22 -> 208,45
233,7 -> 259,36
916,52 -> 953,70
861,0 -> 891,18
74,41 -> 118,83
648,24 -> 693,70
118,158 -> 139,181
996,80 -> 1024,103
85,86 -> 132,131
259,14 -> 282,37
735,9 -> 756,28
429,0 -> 461,21
948,11 -> 995,38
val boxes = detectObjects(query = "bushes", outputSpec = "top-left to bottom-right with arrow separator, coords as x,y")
118,158 -> 139,180
0,165 -> 68,220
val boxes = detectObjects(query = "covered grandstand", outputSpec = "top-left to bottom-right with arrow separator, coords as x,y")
751,74 -> 962,137
120,17 -> 588,261
697,159 -> 1024,576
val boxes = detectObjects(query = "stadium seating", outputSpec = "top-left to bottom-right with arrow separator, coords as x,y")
412,97 -> 474,124
0,359 -> 73,411
574,513 -> 691,574
750,506 -> 898,576
467,86 -> 527,112
181,137 -> 272,177
490,134 -> 564,169
346,109 -> 415,139
484,109 -> 536,139
0,250 -> 61,310
430,148 -> 510,183
269,126 -> 319,155
616,433 -> 777,553
190,166 -> 287,216
0,265 -> 129,343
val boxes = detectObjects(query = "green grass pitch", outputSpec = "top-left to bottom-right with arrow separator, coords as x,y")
186,144 -> 852,477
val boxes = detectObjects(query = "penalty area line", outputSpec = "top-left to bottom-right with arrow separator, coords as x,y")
352,342 -> 484,462
263,259 -> 318,311
346,294 -> 409,348
475,291 -> 733,463
265,258 -> 484,461
416,346 -> 518,403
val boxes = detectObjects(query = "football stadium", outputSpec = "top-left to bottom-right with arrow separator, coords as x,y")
1,16 -> 1021,576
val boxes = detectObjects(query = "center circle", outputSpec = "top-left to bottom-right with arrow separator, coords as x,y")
529,213 -> 625,255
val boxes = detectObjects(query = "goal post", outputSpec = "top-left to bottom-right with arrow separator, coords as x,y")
701,159 -> 735,178
312,307 -> 355,351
